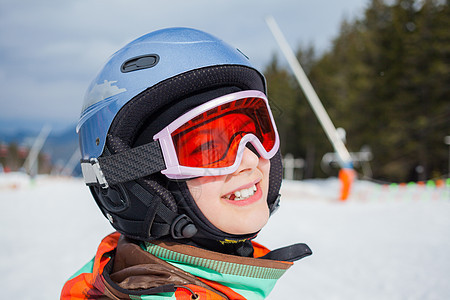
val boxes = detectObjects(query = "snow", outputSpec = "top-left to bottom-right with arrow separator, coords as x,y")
0,173 -> 449,299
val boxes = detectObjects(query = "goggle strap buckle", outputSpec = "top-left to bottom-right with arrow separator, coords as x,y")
81,158 -> 109,188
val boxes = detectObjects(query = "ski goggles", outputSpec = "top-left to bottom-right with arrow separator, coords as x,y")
153,90 -> 280,179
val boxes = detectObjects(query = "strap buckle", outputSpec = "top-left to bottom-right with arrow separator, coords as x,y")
170,214 -> 197,239
81,158 -> 109,189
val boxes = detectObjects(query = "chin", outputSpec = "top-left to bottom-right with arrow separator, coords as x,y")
225,211 -> 270,235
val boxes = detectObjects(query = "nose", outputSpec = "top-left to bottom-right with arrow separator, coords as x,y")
232,146 -> 259,175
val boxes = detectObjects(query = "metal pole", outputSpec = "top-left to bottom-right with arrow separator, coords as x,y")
61,147 -> 81,176
265,16 -> 353,168
445,136 -> 450,178
23,125 -> 52,176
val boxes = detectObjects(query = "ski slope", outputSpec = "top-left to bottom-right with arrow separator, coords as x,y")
0,173 -> 449,299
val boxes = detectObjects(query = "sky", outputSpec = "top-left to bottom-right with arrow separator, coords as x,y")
0,0 -> 368,133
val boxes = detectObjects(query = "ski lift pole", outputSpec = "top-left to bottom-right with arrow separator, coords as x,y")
265,16 -> 355,200
61,147 -> 80,177
23,125 -> 52,177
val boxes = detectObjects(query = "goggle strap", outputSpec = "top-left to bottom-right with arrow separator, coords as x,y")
81,140 -> 166,187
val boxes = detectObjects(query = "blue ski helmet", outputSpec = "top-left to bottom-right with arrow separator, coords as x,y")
78,28 -> 282,243
77,27 -> 261,159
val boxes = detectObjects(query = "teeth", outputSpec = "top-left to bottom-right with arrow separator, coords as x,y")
226,184 -> 257,201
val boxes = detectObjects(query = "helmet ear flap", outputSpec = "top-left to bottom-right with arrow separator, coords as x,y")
90,184 -> 129,213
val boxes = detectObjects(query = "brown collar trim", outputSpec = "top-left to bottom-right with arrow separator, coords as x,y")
103,236 -> 229,299
146,240 -> 293,271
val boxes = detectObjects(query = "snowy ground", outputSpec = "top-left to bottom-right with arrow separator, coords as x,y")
0,173 -> 449,299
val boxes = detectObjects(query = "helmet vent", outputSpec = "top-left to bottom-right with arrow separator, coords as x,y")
121,54 -> 160,73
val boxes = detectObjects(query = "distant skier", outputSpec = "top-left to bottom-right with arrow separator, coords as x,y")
61,27 -> 311,299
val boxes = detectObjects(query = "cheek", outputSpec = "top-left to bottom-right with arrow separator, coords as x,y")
259,158 -> 271,204
259,158 -> 271,182
186,178 -> 226,230
186,176 -> 225,205
185,159 -> 272,235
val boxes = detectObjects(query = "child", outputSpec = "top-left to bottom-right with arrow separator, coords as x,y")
62,27 -> 311,300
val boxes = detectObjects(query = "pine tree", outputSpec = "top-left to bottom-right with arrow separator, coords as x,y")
264,0 -> 450,181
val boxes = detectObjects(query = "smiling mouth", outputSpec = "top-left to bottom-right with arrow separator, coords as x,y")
223,184 -> 258,201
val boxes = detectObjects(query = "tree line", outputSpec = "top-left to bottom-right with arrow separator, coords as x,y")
265,0 -> 449,182
0,143 -> 52,174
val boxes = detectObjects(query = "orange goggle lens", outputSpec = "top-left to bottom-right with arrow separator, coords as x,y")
171,97 -> 276,168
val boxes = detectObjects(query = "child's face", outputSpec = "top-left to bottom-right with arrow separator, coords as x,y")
186,147 -> 270,235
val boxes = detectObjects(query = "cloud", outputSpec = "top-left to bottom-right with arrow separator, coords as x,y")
0,0 -> 367,130
83,80 -> 127,112
0,75 -> 85,122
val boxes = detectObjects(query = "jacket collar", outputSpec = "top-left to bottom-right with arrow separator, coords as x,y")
97,235 -> 296,299
141,239 -> 294,299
